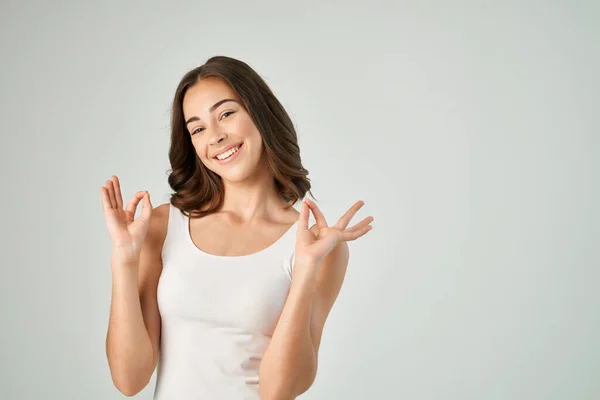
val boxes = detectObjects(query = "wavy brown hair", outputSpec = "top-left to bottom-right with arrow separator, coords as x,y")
167,55 -> 313,218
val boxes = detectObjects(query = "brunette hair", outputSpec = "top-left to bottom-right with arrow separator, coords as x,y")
167,55 -> 313,218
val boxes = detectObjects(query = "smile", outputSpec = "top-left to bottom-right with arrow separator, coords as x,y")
214,143 -> 243,164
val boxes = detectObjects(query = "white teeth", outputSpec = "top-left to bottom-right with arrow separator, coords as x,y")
216,145 -> 240,160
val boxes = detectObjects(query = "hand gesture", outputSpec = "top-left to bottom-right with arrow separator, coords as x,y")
100,175 -> 152,261
295,198 -> 373,266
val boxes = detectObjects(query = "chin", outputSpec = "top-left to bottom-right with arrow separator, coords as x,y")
219,163 -> 265,184
219,170 -> 254,183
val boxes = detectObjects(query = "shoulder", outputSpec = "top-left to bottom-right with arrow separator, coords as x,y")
145,202 -> 171,247
137,203 -> 171,280
153,202 -> 171,218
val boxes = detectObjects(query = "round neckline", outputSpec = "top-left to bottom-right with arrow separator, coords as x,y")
185,212 -> 299,259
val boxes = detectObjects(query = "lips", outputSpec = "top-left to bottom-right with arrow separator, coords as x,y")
213,142 -> 243,165
213,143 -> 242,159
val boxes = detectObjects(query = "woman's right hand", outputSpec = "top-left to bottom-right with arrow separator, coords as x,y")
101,175 -> 153,262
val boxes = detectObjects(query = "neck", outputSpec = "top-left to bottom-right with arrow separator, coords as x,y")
219,161 -> 289,223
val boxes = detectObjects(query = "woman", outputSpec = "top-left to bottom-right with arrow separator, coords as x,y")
101,55 -> 373,399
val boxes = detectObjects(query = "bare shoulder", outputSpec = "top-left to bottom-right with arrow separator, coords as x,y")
146,202 -> 170,246
148,203 -> 170,241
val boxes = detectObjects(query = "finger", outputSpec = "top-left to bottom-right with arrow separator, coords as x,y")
341,224 -> 372,241
100,187 -> 114,211
305,198 -> 328,228
140,192 -> 152,222
126,191 -> 148,216
347,216 -> 374,232
112,175 -> 123,209
299,198 -> 310,230
334,200 -> 365,230
105,180 -> 117,209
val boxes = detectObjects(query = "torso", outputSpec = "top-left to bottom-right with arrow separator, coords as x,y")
153,202 -> 301,399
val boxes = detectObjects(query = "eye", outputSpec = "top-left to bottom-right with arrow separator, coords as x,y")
190,111 -> 235,136
221,111 -> 234,119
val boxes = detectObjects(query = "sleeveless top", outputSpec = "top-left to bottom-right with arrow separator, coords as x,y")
153,203 -> 300,399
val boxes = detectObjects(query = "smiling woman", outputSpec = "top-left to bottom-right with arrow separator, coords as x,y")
101,55 -> 373,400
169,56 -> 312,219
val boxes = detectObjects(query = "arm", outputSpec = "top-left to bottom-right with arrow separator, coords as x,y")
259,197 -> 372,399
259,237 -> 350,400
105,204 -> 167,396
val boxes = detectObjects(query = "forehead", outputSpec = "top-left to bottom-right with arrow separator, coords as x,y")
182,78 -> 240,117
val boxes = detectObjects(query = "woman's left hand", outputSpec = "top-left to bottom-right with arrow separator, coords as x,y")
294,198 -> 374,267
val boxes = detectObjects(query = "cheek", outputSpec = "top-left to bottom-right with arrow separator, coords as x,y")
245,134 -> 263,161
238,116 -> 260,137
244,124 -> 262,145
191,139 -> 210,162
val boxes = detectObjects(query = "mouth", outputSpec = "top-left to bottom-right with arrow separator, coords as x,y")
214,143 -> 243,164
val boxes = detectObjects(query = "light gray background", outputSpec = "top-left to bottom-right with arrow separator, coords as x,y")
1,1 -> 598,399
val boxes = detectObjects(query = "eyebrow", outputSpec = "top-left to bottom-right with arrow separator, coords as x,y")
185,98 -> 239,125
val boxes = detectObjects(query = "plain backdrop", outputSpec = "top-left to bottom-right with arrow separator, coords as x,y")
0,1 -> 598,399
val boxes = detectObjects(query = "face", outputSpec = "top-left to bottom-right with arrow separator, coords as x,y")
183,78 -> 265,183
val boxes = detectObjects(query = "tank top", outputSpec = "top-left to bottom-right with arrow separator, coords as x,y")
153,203 -> 300,399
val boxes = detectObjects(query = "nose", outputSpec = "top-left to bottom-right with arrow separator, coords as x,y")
208,128 -> 227,146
